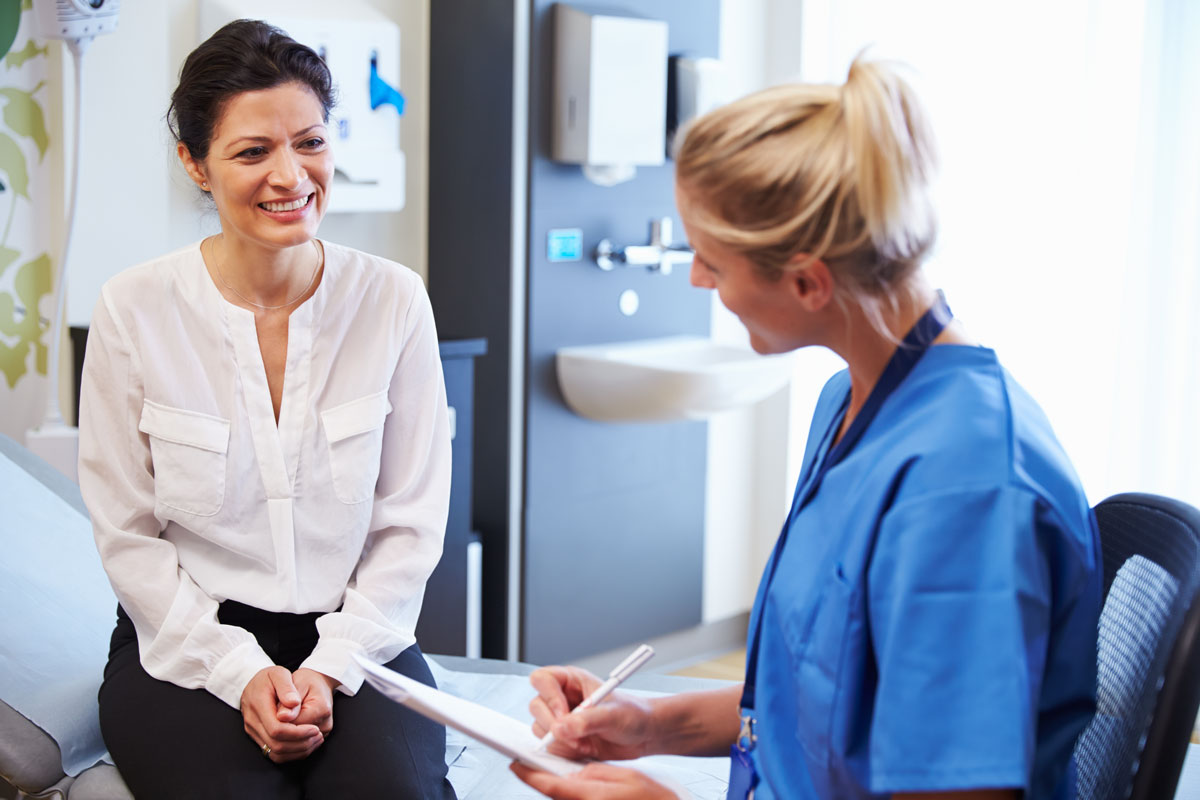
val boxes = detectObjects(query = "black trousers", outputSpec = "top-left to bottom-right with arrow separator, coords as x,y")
98,603 -> 457,800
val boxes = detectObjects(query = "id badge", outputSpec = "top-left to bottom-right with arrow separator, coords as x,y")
728,744 -> 758,799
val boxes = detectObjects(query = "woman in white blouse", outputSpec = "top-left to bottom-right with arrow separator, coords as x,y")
77,20 -> 456,799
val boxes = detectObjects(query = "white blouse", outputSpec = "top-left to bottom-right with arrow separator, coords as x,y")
77,240 -> 451,709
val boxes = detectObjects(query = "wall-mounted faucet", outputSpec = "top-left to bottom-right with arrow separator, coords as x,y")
594,218 -> 694,275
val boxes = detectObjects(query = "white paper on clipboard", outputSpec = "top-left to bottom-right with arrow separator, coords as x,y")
354,653 -> 584,776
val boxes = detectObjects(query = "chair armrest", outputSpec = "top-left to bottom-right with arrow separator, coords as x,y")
68,763 -> 132,800
0,697 -> 68,794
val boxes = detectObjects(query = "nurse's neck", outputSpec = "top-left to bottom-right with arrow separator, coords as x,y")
827,278 -> 975,444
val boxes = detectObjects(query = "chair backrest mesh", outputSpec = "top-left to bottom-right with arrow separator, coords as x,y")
1074,496 -> 1200,800
1075,556 -> 1178,799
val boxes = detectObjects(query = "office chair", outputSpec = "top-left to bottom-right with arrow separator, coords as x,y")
1074,492 -> 1200,800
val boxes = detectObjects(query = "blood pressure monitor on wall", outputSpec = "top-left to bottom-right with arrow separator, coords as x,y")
35,0 -> 120,41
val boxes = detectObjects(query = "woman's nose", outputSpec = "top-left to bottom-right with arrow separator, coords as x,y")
270,152 -> 306,189
690,259 -> 713,289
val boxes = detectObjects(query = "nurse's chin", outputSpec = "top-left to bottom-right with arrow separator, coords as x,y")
746,334 -> 796,356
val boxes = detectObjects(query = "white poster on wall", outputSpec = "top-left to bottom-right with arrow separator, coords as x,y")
0,2 -> 54,441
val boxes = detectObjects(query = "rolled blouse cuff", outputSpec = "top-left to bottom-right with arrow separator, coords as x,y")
206,641 -> 275,709
300,638 -> 382,697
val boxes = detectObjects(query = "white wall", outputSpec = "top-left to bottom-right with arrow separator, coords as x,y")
704,0 -> 1200,622
701,0 -> 836,623
61,0 -> 429,330
795,0 -> 1196,508
62,1 -> 172,328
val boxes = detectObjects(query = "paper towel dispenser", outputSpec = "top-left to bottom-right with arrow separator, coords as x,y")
552,3 -> 668,185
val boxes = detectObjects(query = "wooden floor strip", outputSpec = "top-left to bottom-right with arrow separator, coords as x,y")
669,648 -> 746,681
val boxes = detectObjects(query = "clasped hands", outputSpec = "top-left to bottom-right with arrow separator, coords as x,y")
241,666 -> 339,764
511,665 -> 678,800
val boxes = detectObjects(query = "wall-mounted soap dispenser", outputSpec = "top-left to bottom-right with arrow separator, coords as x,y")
552,3 -> 668,186
199,0 -> 406,213
669,56 -> 730,145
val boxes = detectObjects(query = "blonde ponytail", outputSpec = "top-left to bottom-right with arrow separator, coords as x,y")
840,59 -> 938,268
674,57 -> 939,310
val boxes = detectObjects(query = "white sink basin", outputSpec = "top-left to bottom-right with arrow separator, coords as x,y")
556,336 -> 793,422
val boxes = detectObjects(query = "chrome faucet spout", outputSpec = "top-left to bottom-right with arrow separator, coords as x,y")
593,217 -> 694,274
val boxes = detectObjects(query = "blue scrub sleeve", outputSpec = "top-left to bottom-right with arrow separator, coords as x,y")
865,485 -> 1053,793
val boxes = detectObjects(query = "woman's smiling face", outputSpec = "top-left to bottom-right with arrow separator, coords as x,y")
183,81 -> 333,253
677,183 -> 814,355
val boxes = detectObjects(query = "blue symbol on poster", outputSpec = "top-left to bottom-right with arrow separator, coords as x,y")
547,228 -> 583,262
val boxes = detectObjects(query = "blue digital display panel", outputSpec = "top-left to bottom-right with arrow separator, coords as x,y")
547,228 -> 583,262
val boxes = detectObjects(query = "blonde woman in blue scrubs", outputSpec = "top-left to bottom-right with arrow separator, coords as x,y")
514,58 -> 1102,800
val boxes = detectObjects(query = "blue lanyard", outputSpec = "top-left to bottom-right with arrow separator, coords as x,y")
739,295 -> 952,715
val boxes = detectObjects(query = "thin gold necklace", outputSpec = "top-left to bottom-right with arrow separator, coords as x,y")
212,237 -> 323,311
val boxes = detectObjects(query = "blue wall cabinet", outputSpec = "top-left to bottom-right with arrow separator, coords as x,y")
416,338 -> 487,656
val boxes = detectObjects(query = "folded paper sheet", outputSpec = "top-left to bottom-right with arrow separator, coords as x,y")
356,654 -> 698,798
356,653 -> 581,776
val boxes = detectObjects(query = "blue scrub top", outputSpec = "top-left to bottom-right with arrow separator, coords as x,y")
747,345 -> 1101,799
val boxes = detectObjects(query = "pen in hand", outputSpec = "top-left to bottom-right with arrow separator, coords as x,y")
537,644 -> 655,751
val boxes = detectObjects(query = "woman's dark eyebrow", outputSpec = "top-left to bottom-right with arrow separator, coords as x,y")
225,125 -> 326,149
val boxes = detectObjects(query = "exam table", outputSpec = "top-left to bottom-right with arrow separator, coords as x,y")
0,434 -> 730,799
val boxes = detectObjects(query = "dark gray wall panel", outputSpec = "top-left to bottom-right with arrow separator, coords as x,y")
428,0 -> 517,657
523,428 -> 707,661
522,0 -> 720,664
430,0 -> 721,664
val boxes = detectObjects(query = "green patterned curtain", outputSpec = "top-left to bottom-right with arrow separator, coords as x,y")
0,0 -> 54,439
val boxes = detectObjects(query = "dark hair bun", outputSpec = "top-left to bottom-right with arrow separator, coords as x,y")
168,19 -> 336,161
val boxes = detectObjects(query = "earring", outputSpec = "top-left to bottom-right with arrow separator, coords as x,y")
202,181 -> 209,190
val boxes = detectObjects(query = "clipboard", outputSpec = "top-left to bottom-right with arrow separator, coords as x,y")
354,653 -> 584,776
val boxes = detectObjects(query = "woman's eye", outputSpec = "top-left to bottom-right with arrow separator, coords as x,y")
300,138 -> 326,149
237,147 -> 266,159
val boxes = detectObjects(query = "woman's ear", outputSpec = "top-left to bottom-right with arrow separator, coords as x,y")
177,142 -> 209,191
785,254 -> 835,312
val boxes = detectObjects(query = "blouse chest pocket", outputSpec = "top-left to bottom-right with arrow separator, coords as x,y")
321,390 -> 392,504
138,400 -> 230,517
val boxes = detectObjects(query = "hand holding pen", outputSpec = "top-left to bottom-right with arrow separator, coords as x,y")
528,644 -> 656,758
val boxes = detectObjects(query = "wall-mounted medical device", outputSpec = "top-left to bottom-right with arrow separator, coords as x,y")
35,0 -> 120,41
199,0 -> 405,213
552,3 -> 668,187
